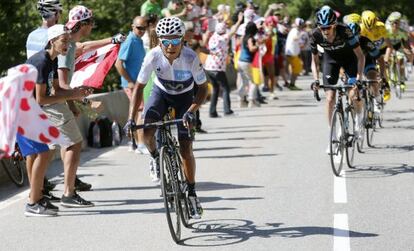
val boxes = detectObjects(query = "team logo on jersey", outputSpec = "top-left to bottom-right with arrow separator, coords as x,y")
174,70 -> 192,81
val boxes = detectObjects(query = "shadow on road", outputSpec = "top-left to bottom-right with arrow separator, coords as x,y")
203,129 -> 278,134
197,136 -> 279,142
179,219 -> 378,247
211,124 -> 284,130
197,153 -> 277,159
194,146 -> 261,152
346,163 -> 414,178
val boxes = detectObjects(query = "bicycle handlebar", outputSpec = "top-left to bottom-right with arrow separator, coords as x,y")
130,118 -> 194,141
312,84 -> 355,102
131,119 -> 184,131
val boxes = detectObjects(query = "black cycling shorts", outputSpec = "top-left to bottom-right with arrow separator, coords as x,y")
143,85 -> 194,141
322,54 -> 358,85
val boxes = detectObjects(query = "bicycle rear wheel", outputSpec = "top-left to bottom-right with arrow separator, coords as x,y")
330,109 -> 345,176
366,98 -> 376,147
377,94 -> 385,128
345,110 -> 356,169
1,156 -> 25,187
357,102 -> 367,153
160,146 -> 181,243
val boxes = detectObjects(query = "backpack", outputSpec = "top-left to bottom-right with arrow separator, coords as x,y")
87,116 -> 113,148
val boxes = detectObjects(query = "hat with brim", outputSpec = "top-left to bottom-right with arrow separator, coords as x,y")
65,5 -> 93,30
48,24 -> 68,41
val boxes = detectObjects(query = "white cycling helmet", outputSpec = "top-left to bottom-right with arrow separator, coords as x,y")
156,17 -> 186,37
37,0 -> 62,19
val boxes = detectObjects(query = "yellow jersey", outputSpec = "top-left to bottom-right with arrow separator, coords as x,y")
360,21 -> 388,49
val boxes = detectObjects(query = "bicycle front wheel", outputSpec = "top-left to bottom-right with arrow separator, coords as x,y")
160,146 -> 181,243
345,110 -> 356,169
330,109 -> 345,176
173,151 -> 190,228
1,157 -> 25,187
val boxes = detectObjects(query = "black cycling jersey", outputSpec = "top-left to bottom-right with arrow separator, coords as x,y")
310,23 -> 359,61
359,36 -> 380,59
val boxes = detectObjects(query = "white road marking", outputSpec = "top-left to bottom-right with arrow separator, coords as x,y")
334,214 -> 350,251
334,171 -> 347,203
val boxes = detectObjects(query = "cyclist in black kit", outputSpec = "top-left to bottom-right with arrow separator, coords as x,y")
310,5 -> 365,153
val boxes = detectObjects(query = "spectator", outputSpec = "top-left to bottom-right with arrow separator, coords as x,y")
300,20 -> 312,75
262,15 -> 280,98
23,24 -> 89,216
161,0 -> 186,18
115,16 -> 148,154
141,0 -> 162,17
238,22 -> 261,108
204,13 -> 243,117
26,0 -> 88,197
26,0 -> 62,59
285,17 -> 304,90
54,5 -> 125,207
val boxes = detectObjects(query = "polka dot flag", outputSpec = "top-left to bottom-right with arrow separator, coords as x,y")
0,64 -> 69,158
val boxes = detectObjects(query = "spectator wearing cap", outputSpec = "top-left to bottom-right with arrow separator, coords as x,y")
204,13 -> 243,117
115,16 -> 148,154
52,5 -> 125,207
141,0 -> 162,17
26,0 -> 65,198
161,0 -> 187,18
285,17 -> 305,90
23,24 -> 89,216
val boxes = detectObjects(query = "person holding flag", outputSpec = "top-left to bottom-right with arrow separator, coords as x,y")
53,5 -> 125,205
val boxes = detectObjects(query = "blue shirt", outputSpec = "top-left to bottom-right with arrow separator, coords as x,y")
26,27 -> 48,59
118,31 -> 146,88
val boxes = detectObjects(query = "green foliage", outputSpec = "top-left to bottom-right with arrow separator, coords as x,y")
0,0 -> 412,86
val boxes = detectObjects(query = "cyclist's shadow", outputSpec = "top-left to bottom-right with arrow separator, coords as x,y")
180,219 -> 378,247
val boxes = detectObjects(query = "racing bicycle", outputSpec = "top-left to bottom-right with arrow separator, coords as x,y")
313,83 -> 357,176
131,116 -> 192,243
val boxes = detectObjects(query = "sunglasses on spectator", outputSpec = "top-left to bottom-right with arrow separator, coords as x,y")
134,26 -> 147,31
81,18 -> 95,26
319,25 -> 333,31
160,38 -> 182,47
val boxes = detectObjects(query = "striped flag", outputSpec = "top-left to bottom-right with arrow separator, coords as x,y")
70,44 -> 120,89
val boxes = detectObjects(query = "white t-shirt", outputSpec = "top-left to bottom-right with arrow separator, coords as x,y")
137,46 -> 207,95
285,27 -> 301,56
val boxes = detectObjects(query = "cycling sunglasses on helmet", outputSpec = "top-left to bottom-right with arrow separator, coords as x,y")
160,38 -> 182,47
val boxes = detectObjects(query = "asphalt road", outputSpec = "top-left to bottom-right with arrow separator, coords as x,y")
0,75 -> 413,251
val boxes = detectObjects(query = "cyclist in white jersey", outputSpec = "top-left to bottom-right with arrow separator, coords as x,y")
125,17 -> 208,219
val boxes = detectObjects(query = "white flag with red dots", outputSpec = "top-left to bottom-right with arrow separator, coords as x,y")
0,64 -> 69,158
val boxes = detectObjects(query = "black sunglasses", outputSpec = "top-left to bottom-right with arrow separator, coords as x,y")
135,26 -> 147,31
319,25 -> 333,31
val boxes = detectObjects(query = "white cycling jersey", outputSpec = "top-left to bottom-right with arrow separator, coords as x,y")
137,46 -> 207,95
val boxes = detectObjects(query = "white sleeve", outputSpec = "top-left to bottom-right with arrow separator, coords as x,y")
137,50 -> 154,84
191,55 -> 207,85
